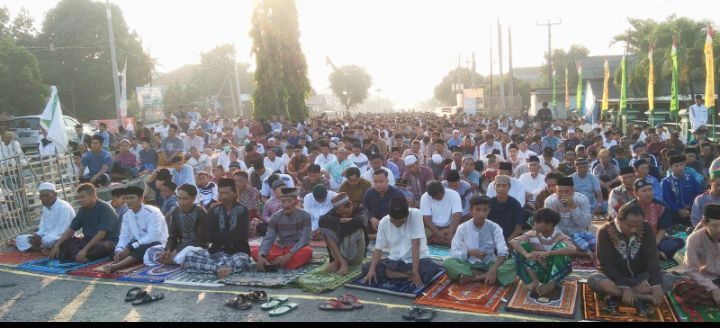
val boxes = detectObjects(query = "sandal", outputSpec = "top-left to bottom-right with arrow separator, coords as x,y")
268,302 -> 299,317
414,308 -> 436,322
402,307 -> 422,321
131,293 -> 164,306
605,297 -> 619,314
261,297 -> 289,311
338,294 -> 363,309
247,290 -> 268,303
225,294 -> 252,311
319,299 -> 354,311
124,288 -> 145,303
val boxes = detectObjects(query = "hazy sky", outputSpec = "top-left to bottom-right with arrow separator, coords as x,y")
4,0 -> 717,107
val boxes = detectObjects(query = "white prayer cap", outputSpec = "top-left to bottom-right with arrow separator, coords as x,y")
404,155 -> 418,167
38,182 -> 56,193
432,154 -> 443,165
452,130 -> 460,134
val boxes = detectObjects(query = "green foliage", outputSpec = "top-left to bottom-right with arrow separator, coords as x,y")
540,45 -> 590,89
329,65 -> 373,113
250,0 -> 311,122
195,44 -> 254,116
433,68 -> 485,106
0,38 -> 48,115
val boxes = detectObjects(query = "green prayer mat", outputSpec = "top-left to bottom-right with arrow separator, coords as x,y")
668,291 -> 720,322
293,261 -> 365,293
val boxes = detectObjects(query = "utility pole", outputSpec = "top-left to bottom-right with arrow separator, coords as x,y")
508,27 -> 515,99
497,19 -> 506,112
105,0 -> 122,127
471,52 -> 477,86
232,42 -> 244,118
537,19 -> 562,88
489,25 -> 494,116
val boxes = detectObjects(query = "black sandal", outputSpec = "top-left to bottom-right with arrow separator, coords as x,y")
247,291 -> 268,303
414,308 -> 436,322
124,288 -> 145,303
225,294 -> 252,311
402,308 -> 422,321
131,293 -> 164,306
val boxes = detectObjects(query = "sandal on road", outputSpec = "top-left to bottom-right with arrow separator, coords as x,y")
225,294 -> 252,311
269,303 -> 299,317
402,308 -> 422,321
261,297 -> 289,311
414,308 -> 436,322
338,294 -> 363,309
319,299 -> 354,311
247,290 -> 269,303
131,293 -> 164,306
125,288 -> 146,303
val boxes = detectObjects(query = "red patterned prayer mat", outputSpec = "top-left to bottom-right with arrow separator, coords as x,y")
506,281 -> 579,319
414,274 -> 512,314
0,250 -> 43,266
68,261 -> 145,280
581,283 -> 678,322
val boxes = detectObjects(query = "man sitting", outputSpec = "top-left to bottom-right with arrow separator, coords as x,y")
489,175 -> 525,243
362,153 -> 396,186
15,183 -> 75,254
544,177 -> 594,261
672,204 -> 720,307
185,179 -> 251,278
487,162 -> 526,207
630,179 -> 685,260
588,203 -> 666,311
662,155 -> 703,226
442,170 -> 473,218
79,135 -> 112,186
535,173 -> 561,211
303,185 -> 337,240
444,196 -> 515,286
339,167 -> 372,207
196,171 -> 218,209
156,184 -> 207,266
361,196 -> 441,288
571,158 -> 604,215
420,181 -> 463,246
170,155 -> 196,188
363,170 -> 404,239
49,184 -> 120,263
104,186 -> 168,273
160,181 -> 179,216
299,164 -> 330,198
252,188 -> 314,270
319,193 -> 369,276
112,139 -> 139,180
510,208 -> 576,297
608,167 -> 637,219
187,146 -> 212,174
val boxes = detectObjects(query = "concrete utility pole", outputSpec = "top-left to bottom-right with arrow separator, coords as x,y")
497,19 -> 506,111
489,25 -> 494,115
508,27 -> 515,98
537,19 -> 562,89
105,0 -> 122,127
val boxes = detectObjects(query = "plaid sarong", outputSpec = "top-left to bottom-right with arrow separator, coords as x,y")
184,249 -> 251,275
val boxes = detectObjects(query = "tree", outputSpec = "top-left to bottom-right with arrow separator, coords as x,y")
9,8 -> 36,48
35,0 -> 153,120
250,0 -> 311,122
540,45 -> 590,89
433,68 -> 485,106
0,6 -> 9,37
195,44 -> 254,116
329,65 -> 373,114
0,38 -> 48,116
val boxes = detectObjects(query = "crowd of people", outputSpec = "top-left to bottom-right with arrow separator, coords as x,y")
8,102 -> 720,310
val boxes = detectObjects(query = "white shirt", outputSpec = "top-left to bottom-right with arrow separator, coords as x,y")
449,219 -> 508,265
486,177 -> 526,206
183,136 -> 205,152
420,188 -> 463,228
0,140 -> 24,160
38,140 -> 57,158
376,208 -> 430,263
689,104 -> 709,132
302,191 -> 337,231
260,173 -> 295,198
603,140 -> 618,149
37,199 -> 76,247
116,205 -> 169,253
514,120 -> 525,129
476,141 -> 504,160
314,153 -> 337,167
361,166 -> 396,186
517,149 -> 537,162
187,154 -> 212,174
541,157 -> 560,173
156,125 -> 169,139
264,156 -> 285,174
518,172 -> 547,200
347,153 -> 369,171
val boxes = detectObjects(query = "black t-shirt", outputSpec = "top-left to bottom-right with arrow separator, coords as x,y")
69,200 -> 121,242
489,197 -> 525,241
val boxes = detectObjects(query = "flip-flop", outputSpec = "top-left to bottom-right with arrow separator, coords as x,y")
338,294 -> 363,309
131,293 -> 164,306
225,294 -> 252,311
414,308 -> 436,322
124,288 -> 145,302
261,297 -> 289,311
268,303 -> 299,317
402,307 -> 422,321
319,299 -> 354,311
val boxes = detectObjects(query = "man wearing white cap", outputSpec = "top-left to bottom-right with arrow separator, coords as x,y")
402,155 -> 434,201
15,183 -> 75,253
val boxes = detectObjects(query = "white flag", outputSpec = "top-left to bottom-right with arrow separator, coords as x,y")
40,86 -> 68,153
119,58 -> 128,118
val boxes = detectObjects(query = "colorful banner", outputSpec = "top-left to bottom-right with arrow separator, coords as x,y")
552,63 -> 558,112
602,57 -> 610,112
565,66 -> 570,110
576,62 -> 583,113
670,37 -> 680,115
40,86 -> 68,153
620,55 -> 627,115
648,48 -> 655,113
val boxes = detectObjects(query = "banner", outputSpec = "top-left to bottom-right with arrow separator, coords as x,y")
576,62 -> 583,113
648,48 -> 655,113
119,58 -> 128,118
552,64 -> 557,112
40,86 -> 68,153
136,87 -> 164,108
620,54 -> 627,115
602,57 -> 610,112
670,37 -> 680,115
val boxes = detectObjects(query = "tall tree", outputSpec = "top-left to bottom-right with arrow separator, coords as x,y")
9,8 -> 36,48
540,45 -> 590,90
35,0 -> 153,120
329,65 -> 373,115
0,38 -> 48,116
0,6 -> 10,37
250,0 -> 310,122
433,68 -> 485,106
194,44 -> 254,116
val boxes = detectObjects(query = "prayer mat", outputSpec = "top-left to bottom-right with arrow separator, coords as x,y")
414,274 -> 511,313
506,281 -> 579,319
581,283 -> 678,322
294,261 -> 364,293
164,271 -> 224,288
571,259 -> 597,273
68,261 -> 144,280
659,258 -> 680,271
0,250 -> 43,267
567,270 -> 594,283
16,258 -> 109,275
428,245 -> 450,259
221,263 -> 321,288
345,270 -> 445,299
117,265 -> 182,284
667,291 -> 720,322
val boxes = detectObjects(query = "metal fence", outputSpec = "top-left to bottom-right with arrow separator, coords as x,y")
0,153 -> 78,245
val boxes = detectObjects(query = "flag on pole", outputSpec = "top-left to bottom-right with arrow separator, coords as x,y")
552,63 -> 558,112
565,66 -> 570,109
119,57 -> 128,118
620,54 -> 628,115
670,36 -> 680,116
705,25 -> 715,136
40,86 -> 68,153
576,61 -> 583,114
648,48 -> 655,114
602,57 -> 610,113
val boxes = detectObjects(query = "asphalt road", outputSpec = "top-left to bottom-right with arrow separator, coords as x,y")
0,263 -> 581,322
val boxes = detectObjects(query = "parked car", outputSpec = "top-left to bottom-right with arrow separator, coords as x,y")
2,115 -> 93,153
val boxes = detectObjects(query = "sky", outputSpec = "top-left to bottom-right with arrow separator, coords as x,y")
3,0 -> 717,108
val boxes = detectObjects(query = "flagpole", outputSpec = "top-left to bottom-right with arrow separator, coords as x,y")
106,0 -> 122,128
